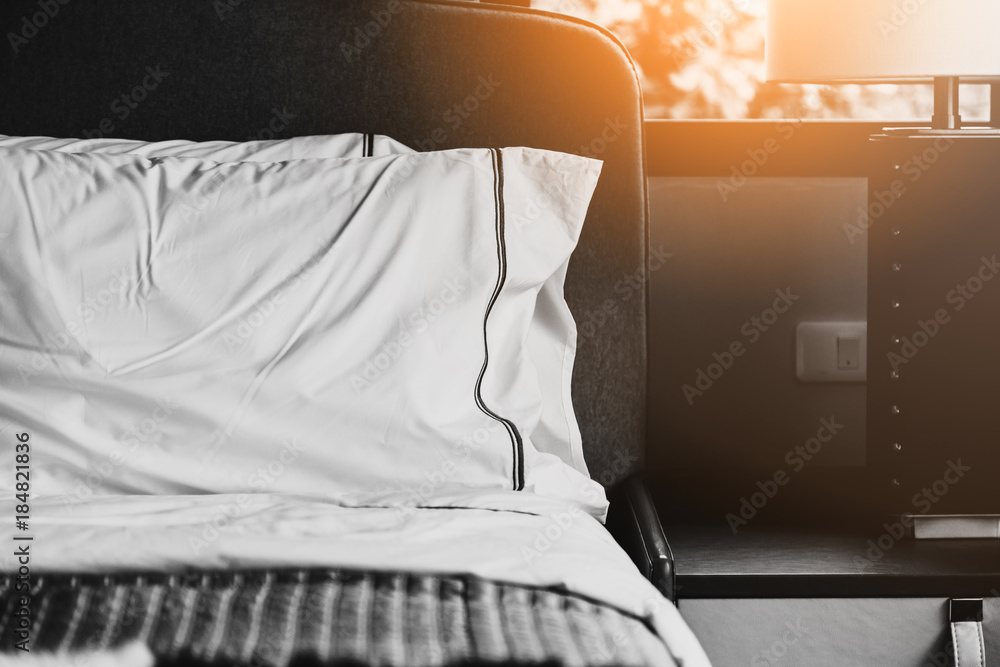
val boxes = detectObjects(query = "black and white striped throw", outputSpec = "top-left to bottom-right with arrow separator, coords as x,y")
0,569 -> 667,666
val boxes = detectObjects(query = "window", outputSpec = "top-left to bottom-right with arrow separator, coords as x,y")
536,0 -> 991,121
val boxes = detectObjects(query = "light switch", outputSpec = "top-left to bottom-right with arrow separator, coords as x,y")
837,336 -> 861,370
796,322 -> 866,383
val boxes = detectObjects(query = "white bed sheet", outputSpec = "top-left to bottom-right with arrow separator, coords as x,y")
0,491 -> 711,666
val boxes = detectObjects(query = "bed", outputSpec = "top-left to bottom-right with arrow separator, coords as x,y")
0,1 -> 710,665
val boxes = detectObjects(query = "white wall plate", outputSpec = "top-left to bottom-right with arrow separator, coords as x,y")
796,322 -> 867,383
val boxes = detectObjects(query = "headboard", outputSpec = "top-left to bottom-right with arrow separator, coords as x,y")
0,0 -> 648,487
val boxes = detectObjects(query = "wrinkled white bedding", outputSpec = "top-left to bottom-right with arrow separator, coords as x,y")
0,491 -> 711,666
0,146 -> 605,515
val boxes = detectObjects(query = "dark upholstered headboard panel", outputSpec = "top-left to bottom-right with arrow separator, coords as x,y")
0,0 -> 648,486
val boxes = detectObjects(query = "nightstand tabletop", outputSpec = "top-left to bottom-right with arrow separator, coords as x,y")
662,521 -> 1000,599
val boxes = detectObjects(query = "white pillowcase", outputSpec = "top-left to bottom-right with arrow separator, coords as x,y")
0,133 -> 589,478
0,132 -> 409,160
0,146 -> 606,515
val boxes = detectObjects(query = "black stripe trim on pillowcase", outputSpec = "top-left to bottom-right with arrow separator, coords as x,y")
367,133 -> 375,157
474,148 -> 525,491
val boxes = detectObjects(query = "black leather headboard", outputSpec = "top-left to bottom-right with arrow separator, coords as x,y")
0,0 -> 648,486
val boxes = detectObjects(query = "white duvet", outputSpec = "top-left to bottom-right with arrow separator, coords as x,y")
0,492 -> 711,666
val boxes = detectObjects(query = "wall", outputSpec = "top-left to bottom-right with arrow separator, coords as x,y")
647,176 -> 868,472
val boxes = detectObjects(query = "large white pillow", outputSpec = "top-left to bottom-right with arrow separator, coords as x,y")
0,132 -> 409,159
0,146 -> 606,515
0,133 -> 589,478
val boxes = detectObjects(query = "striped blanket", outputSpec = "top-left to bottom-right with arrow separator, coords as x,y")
0,569 -> 666,666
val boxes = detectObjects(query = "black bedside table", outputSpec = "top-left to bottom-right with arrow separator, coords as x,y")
657,506 -> 1000,666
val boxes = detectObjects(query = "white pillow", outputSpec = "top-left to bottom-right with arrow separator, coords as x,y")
0,146 -> 606,515
0,132 -> 409,159
0,133 -> 589,478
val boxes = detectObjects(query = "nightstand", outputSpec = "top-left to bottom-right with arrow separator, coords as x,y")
607,476 -> 1000,666
654,500 -> 1000,666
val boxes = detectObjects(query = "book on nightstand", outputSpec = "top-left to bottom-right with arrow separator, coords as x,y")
904,514 -> 1000,539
